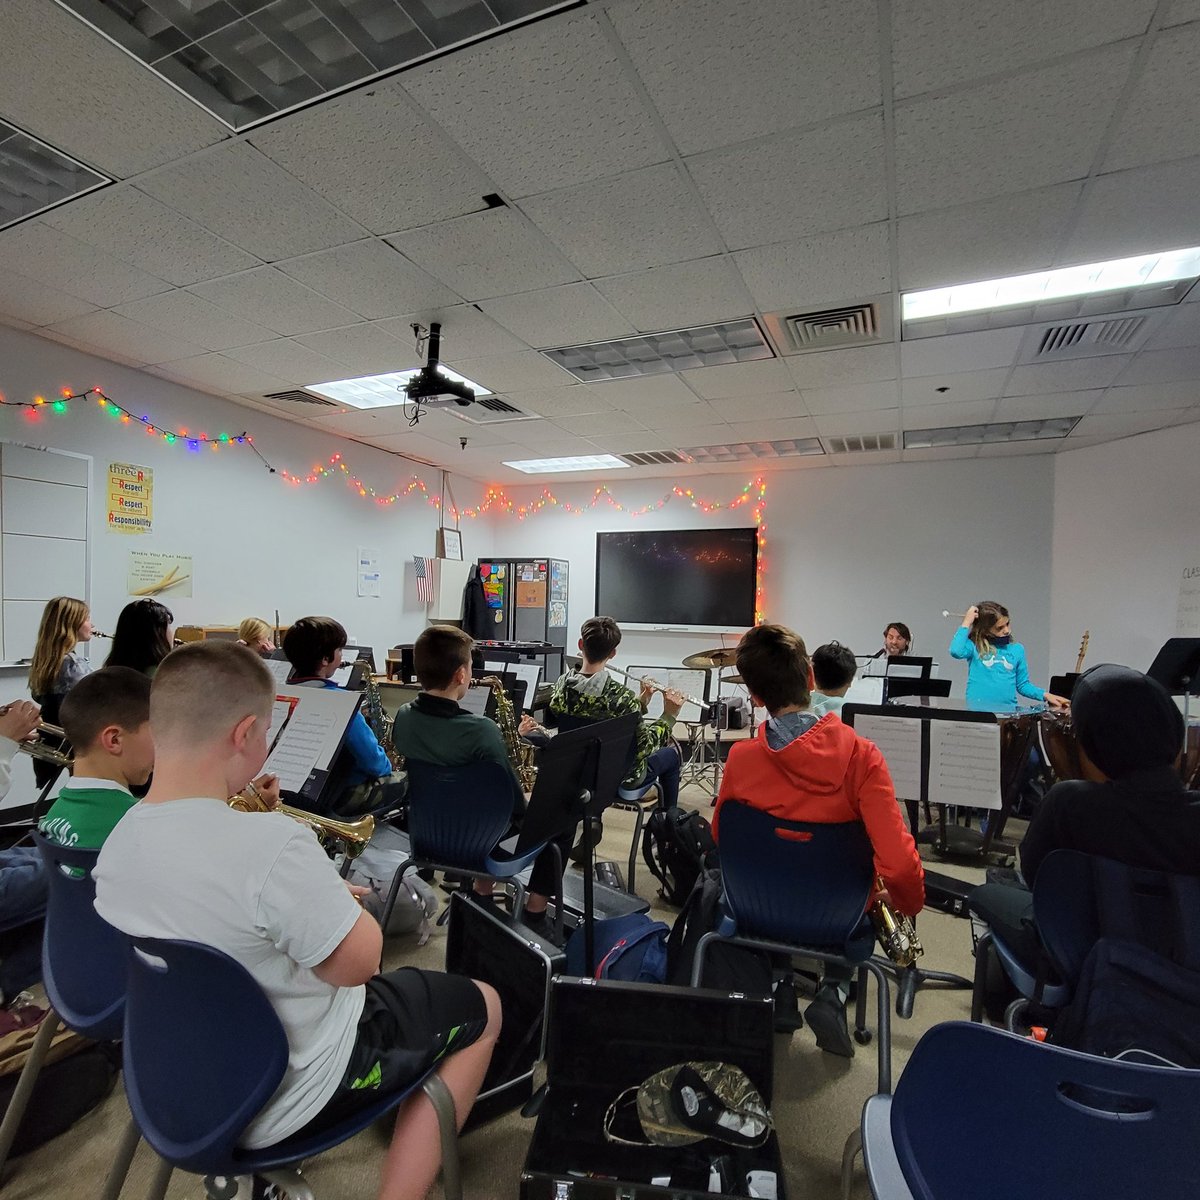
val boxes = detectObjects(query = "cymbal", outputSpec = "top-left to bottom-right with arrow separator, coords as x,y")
724,673 -> 746,686
682,647 -> 739,670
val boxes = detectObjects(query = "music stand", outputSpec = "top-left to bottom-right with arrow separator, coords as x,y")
515,714 -> 639,973
1147,638 -> 1200,735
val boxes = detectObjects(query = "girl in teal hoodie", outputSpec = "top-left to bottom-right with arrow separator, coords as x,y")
949,601 -> 1069,710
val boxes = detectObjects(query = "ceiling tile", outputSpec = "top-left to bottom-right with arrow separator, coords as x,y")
813,409 -> 900,437
725,415 -> 819,441
593,257 -> 753,332
1115,346 -> 1200,386
1091,380 -> 1200,412
375,305 -> 525,361
1165,0 -> 1200,24
709,391 -> 809,422
136,143 -> 364,261
783,344 -> 898,388
113,290 -> 275,351
641,400 -> 723,431
515,386 -> 611,419
1103,24 -> 1200,172
498,418 -> 598,445
41,186 -> 260,287
1004,355 -> 1132,396
801,379 -> 901,415
553,410 -> 649,437
276,240 -> 460,320
678,359 -> 794,400
891,0 -> 1157,97
387,208 -> 578,301
152,353 -> 293,398
0,266 -> 97,326
520,163 -> 721,277
576,432 -> 676,454
361,431 -> 457,461
0,221 -> 169,307
992,391 -> 1105,421
975,439 -> 1063,456
734,223 -> 892,311
893,45 -> 1137,214
403,11 -> 667,196
900,368 -> 1010,406
897,182 -> 1083,290
607,0 -> 881,154
1068,410 -> 1186,439
1145,302 -> 1200,351
1061,159 -> 1200,264
249,83 -> 495,235
189,268 -> 358,336
901,445 -> 979,461
43,310 -> 206,364
899,327 -> 1025,376
451,351 -> 575,392
301,407 -> 414,437
901,399 -> 999,427
688,112 -> 887,249
0,0 -> 226,177
479,283 -> 635,348
222,340 -> 355,386
293,324 -> 412,374
581,374 -> 700,412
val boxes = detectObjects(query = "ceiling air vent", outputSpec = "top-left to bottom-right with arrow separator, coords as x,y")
262,389 -> 338,408
761,299 -> 890,355
823,432 -> 897,454
619,450 -> 692,467
1035,317 -> 1147,357
451,396 -> 537,426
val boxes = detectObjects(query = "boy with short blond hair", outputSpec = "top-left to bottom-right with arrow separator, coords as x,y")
95,642 -> 499,1200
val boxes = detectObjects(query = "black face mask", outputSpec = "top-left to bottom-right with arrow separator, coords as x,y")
991,634 -> 1012,647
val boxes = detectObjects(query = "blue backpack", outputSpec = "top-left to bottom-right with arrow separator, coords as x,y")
564,913 -> 670,983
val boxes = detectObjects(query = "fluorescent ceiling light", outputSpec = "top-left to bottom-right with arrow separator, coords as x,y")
503,455 -> 630,474
0,119 -> 110,232
903,416 -> 1081,450
305,368 -> 491,410
902,247 -> 1200,322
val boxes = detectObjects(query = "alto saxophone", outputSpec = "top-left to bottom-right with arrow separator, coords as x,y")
362,673 -> 402,770
870,876 -> 924,967
476,675 -> 537,792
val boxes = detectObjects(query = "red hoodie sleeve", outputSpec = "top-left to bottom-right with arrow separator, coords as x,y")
852,739 -> 925,917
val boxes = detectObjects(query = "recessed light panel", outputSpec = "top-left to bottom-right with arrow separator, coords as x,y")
306,367 -> 491,409
903,416 -> 1081,450
503,454 -> 629,474
542,319 -> 774,383
55,0 -> 580,130
684,438 -> 824,463
0,120 -> 110,232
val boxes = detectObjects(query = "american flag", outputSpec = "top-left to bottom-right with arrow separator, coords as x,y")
413,556 -> 434,604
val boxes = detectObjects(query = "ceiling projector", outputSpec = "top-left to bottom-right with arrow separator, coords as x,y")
405,322 -> 475,407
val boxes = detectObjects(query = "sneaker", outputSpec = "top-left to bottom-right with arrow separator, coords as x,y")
467,890 -> 498,912
772,977 -> 804,1034
520,908 -> 562,947
568,818 -> 603,866
804,989 -> 854,1058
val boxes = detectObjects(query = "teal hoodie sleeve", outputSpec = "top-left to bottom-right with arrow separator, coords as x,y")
1012,644 -> 1045,702
949,626 -> 976,661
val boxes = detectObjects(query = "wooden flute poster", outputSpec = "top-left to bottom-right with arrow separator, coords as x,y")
127,550 -> 192,597
107,462 -> 153,534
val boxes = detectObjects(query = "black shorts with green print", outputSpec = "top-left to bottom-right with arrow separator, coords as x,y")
296,967 -> 488,1136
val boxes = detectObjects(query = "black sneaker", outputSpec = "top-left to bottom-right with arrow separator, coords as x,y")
772,977 -> 804,1034
520,908 -> 562,946
804,989 -> 854,1058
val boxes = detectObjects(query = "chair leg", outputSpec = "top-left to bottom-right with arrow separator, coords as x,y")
98,1115 -> 142,1200
380,857 -> 416,932
689,932 -> 717,987
970,930 -> 993,1023
841,1127 -> 863,1200
421,1073 -> 462,1200
853,964 -> 870,1042
0,1008 -> 61,1179
143,1156 -> 174,1200
628,805 -> 646,894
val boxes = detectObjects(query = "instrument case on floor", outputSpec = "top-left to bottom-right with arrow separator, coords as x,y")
521,978 -> 785,1199
444,892 -> 566,1126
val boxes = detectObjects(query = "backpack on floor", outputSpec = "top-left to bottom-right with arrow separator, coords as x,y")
642,808 -> 716,906
564,914 -> 669,984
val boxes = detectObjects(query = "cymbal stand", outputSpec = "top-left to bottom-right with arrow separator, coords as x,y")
711,664 -> 726,796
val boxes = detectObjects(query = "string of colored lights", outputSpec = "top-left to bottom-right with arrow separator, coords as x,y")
1,387 -> 768,620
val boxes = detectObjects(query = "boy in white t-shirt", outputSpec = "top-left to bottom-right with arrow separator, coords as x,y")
95,642 -> 500,1200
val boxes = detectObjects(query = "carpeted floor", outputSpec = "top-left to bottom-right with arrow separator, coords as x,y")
3,786 -> 993,1200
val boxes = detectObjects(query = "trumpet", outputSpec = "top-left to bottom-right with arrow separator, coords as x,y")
606,665 -> 707,709
17,722 -> 73,768
228,785 -> 374,859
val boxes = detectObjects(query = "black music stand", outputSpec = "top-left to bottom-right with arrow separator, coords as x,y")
885,677 -> 951,702
515,714 -> 638,973
1147,638 -> 1200,735
886,655 -> 933,679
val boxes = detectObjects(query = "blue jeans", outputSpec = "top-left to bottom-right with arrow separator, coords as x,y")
634,744 -> 682,809
0,847 -> 48,999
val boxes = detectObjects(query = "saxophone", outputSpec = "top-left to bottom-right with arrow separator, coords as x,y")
476,675 -> 537,793
870,876 -> 924,967
362,673 -> 402,770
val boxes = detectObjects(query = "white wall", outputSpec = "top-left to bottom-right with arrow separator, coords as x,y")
487,455 -> 1057,697
1050,421 -> 1200,675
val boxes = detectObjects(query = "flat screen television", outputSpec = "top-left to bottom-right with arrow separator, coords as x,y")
595,527 -> 757,632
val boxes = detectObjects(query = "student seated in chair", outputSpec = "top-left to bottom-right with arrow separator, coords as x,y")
715,623 -> 924,1057
810,641 -> 858,719
390,624 -> 569,942
95,643 -> 499,1200
969,663 -> 1200,974
283,616 -> 396,815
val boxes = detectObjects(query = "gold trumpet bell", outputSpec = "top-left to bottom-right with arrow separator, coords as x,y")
228,790 -> 374,858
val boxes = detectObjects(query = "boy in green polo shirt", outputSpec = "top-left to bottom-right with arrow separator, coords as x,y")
39,667 -> 154,848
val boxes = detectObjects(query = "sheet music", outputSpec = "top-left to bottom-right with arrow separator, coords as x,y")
266,697 -> 297,754
263,657 -> 293,687
485,660 -> 541,710
624,665 -> 707,723
855,715 -> 922,800
262,687 -> 360,794
844,676 -> 884,706
928,720 -> 1002,811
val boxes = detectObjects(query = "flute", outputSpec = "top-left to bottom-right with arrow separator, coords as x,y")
607,665 -> 706,708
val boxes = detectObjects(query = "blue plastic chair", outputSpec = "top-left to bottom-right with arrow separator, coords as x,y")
0,836 -> 139,1196
612,776 -> 661,893
842,1020 -> 1200,1199
970,852 -> 1200,1028
384,759 -> 560,935
124,937 -> 463,1200
691,801 -> 893,1093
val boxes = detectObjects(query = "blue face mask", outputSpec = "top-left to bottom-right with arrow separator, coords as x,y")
991,634 -> 1012,647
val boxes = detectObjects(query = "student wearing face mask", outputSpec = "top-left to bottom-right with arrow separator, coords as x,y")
949,602 -> 1068,710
